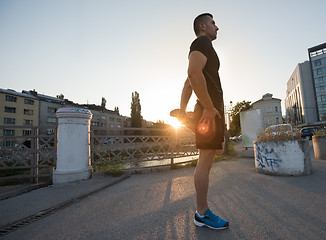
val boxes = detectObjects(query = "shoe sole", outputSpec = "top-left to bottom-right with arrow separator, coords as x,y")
194,219 -> 229,230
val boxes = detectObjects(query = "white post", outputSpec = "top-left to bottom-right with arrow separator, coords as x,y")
53,108 -> 93,184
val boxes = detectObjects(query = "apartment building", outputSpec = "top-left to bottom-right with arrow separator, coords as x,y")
82,104 -> 124,136
285,42 -> 326,126
252,93 -> 282,129
309,43 -> 326,121
285,61 -> 318,125
0,88 -> 39,139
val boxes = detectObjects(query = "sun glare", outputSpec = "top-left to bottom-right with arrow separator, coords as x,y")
168,118 -> 183,129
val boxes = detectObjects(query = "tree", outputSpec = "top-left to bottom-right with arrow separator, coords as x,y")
130,91 -> 143,128
230,100 -> 252,136
56,94 -> 64,99
114,106 -> 120,115
101,97 -> 106,109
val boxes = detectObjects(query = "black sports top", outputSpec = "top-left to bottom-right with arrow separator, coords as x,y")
189,35 -> 224,114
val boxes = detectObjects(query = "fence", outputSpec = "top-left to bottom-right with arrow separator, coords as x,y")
91,127 -> 198,170
0,125 -> 198,185
0,126 -> 57,185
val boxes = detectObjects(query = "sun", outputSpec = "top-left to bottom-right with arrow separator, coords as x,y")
167,118 -> 183,129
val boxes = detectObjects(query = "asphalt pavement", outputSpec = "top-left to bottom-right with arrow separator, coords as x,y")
0,143 -> 326,240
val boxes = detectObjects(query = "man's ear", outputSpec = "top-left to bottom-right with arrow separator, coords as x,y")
199,22 -> 206,32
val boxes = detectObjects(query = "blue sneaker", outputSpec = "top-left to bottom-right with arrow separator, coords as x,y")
194,209 -> 229,230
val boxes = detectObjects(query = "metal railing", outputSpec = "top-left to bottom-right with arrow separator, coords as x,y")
0,125 -> 198,185
0,126 -> 57,185
90,127 -> 198,170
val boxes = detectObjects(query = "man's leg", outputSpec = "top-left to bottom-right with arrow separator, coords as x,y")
193,147 -> 229,230
194,148 -> 223,215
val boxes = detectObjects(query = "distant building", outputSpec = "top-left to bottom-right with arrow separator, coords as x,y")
252,93 -> 282,129
1,87 -> 153,141
80,104 -> 124,136
0,88 -> 39,141
285,42 -> 326,126
308,42 -> 326,121
285,61 -> 318,125
23,90 -> 67,135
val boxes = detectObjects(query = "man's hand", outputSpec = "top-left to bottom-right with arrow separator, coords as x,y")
199,107 -> 221,133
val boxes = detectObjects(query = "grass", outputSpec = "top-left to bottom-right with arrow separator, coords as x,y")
95,156 -> 125,177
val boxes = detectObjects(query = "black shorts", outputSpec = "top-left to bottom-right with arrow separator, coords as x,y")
193,102 -> 225,149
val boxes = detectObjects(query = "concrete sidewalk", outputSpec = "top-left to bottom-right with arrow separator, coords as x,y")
0,156 -> 325,239
0,173 -> 130,236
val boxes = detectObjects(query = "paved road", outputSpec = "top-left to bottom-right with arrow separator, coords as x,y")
2,146 -> 326,239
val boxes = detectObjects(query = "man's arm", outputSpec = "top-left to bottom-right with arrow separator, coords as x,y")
188,51 -> 221,132
180,78 -> 192,112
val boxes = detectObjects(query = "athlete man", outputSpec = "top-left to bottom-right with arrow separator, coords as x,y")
179,13 -> 229,230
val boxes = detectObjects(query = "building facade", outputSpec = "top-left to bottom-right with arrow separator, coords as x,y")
308,43 -> 326,121
23,90 -> 67,135
252,93 -> 282,129
0,88 -> 39,139
285,42 -> 326,126
285,61 -> 318,125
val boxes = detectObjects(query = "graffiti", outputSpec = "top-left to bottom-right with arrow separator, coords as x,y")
255,144 -> 282,171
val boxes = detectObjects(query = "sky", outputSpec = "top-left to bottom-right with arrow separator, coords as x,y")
1,0 -> 326,125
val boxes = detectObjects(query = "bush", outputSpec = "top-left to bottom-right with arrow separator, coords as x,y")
257,127 -> 301,142
96,156 -> 125,177
313,128 -> 326,137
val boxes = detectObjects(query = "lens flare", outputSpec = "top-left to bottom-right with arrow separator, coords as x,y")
197,122 -> 209,135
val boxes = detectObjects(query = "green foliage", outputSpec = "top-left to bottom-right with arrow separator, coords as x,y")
230,101 -> 252,136
96,156 -> 125,177
101,97 -> 107,108
56,94 -> 64,99
257,127 -> 301,142
114,106 -> 120,115
130,91 -> 143,128
313,128 -> 326,137
152,120 -> 168,128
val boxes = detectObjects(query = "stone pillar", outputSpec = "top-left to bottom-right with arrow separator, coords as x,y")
53,108 -> 93,184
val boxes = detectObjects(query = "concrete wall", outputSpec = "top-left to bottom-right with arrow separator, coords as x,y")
254,139 -> 311,176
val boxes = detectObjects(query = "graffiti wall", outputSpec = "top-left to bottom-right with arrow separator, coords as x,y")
253,140 -> 310,175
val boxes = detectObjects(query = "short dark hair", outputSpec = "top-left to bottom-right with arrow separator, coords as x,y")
193,13 -> 213,36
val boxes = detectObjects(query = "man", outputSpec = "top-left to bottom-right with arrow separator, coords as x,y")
179,13 -> 229,230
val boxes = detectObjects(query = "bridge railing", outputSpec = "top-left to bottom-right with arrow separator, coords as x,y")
0,126 -> 57,185
90,127 -> 198,170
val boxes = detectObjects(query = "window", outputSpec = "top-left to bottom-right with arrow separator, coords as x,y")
23,119 -> 33,125
24,109 -> 33,115
47,118 -> 56,123
4,107 -> 16,113
314,59 -> 322,67
110,124 -> 115,128
47,107 -> 57,113
3,129 -> 15,136
24,99 -> 34,105
315,77 -> 325,85
4,118 -> 15,124
276,117 -> 279,123
266,106 -> 272,113
316,86 -> 325,94
275,106 -> 278,112
315,67 -> 326,76
110,117 -> 115,121
23,130 -> 31,136
3,141 -> 14,147
5,95 -> 17,102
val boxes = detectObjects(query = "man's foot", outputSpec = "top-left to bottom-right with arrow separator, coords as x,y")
170,109 -> 195,132
194,209 -> 229,230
